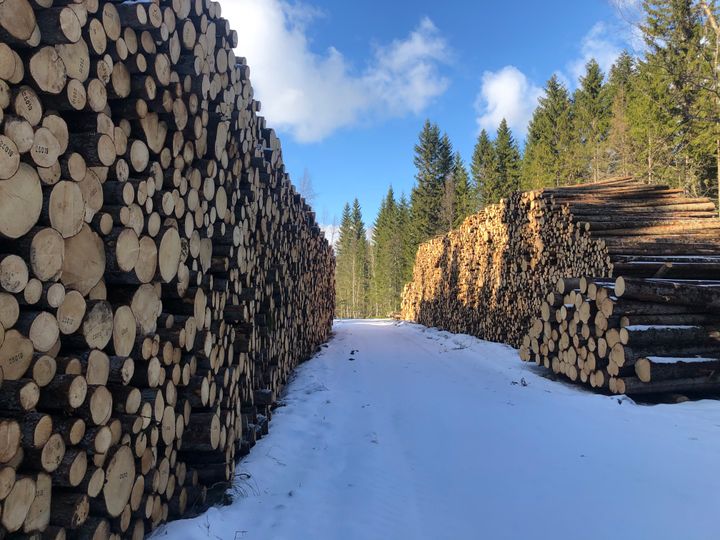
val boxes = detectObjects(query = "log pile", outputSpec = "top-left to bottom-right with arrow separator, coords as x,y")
523,276 -> 720,396
402,177 -> 720,396
0,0 -> 335,537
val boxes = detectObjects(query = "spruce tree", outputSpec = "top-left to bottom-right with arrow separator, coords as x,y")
522,75 -> 574,189
370,188 -> 396,316
627,57 -> 678,184
397,194 -> 415,284
606,51 -> 637,176
333,199 -> 371,318
452,153 -> 474,227
334,203 -> 354,318
641,0 -> 710,193
572,59 -> 611,182
471,129 -> 496,207
368,187 -> 416,316
440,174 -> 456,233
410,120 -> 454,247
350,199 -> 369,318
491,119 -> 521,203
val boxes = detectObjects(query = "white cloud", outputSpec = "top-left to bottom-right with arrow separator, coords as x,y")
609,0 -> 642,11
320,223 -> 340,248
473,7 -> 643,139
366,18 -> 450,115
568,22 -> 625,83
222,1 -> 450,143
567,11 -> 646,87
474,66 -> 543,137
609,0 -> 646,52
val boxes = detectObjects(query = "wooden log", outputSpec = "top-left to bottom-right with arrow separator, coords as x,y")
2,476 -> 35,532
634,356 -> 720,383
49,491 -> 88,529
615,276 -> 720,312
0,164 -> 42,239
0,380 -> 38,412
617,374 -> 720,395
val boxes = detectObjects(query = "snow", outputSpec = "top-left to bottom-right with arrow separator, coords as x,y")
624,324 -> 701,331
156,320 -> 720,540
646,356 -> 720,364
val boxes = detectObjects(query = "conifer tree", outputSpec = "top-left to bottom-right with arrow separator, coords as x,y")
370,188 -> 396,316
334,203 -> 354,318
572,59 -> 611,181
471,129 -> 496,207
491,119 -> 521,202
397,194 -> 415,284
640,0 -> 710,193
452,153 -> 474,227
410,120 -> 454,247
606,51 -> 637,176
627,57 -> 678,184
440,174 -> 456,233
350,199 -> 369,317
522,75 -> 574,188
334,199 -> 370,318
643,0 -> 720,202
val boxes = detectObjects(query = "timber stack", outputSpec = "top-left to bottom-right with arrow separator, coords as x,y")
0,0 -> 335,537
402,177 -> 720,397
524,275 -> 720,396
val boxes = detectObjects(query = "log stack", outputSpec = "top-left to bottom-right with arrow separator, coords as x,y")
0,0 -> 335,537
523,275 -> 720,396
402,177 -> 720,397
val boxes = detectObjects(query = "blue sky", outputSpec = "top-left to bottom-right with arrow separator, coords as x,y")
222,0 -> 640,233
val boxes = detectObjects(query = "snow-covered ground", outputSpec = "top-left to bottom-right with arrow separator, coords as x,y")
157,320 -> 720,540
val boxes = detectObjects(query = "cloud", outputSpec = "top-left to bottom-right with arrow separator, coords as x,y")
222,1 -> 450,142
473,7 -> 643,139
319,223 -> 340,248
567,16 -> 645,86
474,66 -> 543,137
609,0 -> 641,10
568,22 -> 624,83
366,18 -> 450,115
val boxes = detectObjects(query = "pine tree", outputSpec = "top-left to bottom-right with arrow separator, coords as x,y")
491,119 -> 521,203
410,120 -> 454,247
452,153 -> 474,227
572,59 -> 611,181
522,75 -> 574,189
471,129 -> 496,207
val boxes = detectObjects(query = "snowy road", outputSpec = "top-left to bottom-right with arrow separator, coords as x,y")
159,320 -> 720,540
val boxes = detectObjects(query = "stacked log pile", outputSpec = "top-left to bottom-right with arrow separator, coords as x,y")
401,177 -> 720,396
523,276 -> 720,396
0,0 -> 335,537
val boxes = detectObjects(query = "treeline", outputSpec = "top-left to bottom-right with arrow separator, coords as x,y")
335,0 -> 720,318
335,121 -> 509,318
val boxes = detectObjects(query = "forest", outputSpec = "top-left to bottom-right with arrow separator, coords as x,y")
334,0 -> 720,318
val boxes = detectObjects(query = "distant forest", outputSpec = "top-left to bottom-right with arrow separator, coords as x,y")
334,0 -> 720,319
